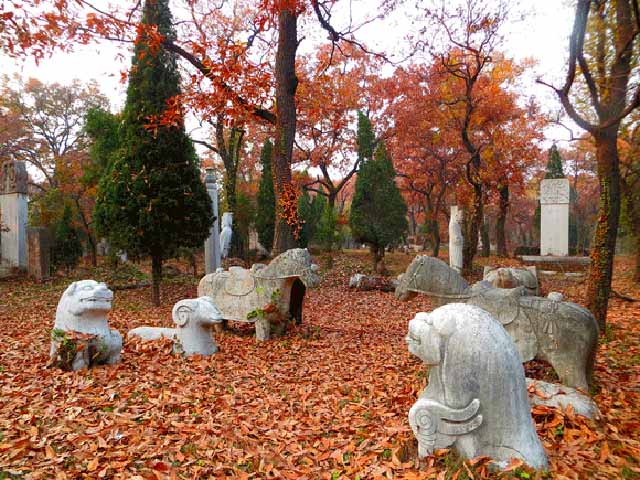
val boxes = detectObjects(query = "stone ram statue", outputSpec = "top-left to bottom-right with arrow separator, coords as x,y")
396,256 -> 598,390
50,280 -> 122,371
128,297 -> 223,356
407,304 -> 548,469
197,248 -> 320,340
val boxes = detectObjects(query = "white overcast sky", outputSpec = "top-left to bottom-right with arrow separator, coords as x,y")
2,0 -> 577,143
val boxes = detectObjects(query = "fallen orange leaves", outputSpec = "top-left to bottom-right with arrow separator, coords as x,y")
0,253 -> 638,479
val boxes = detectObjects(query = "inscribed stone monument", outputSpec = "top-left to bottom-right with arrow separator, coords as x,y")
540,178 -> 570,256
0,160 -> 28,269
27,227 -> 50,281
203,169 -> 221,273
220,212 -> 233,259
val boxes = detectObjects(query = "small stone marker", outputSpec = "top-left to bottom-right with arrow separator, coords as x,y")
448,206 -> 463,272
27,227 -> 50,281
540,178 -> 570,256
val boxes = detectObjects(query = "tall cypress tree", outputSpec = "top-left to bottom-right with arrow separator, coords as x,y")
350,140 -> 408,271
94,0 -> 212,306
545,144 -> 565,179
255,140 -> 276,252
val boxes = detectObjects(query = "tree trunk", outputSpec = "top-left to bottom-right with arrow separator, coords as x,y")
271,8 -> 298,256
480,217 -> 490,257
462,183 -> 482,276
586,129 -> 621,331
496,183 -> 509,257
430,218 -> 440,258
635,234 -> 640,283
151,254 -> 162,307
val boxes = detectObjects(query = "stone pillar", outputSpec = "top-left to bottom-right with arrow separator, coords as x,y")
449,206 -> 463,273
0,160 -> 28,269
204,169 -> 221,274
27,227 -> 51,280
540,178 -> 570,256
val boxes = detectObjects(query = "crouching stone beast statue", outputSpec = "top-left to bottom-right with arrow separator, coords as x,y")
407,304 -> 548,470
50,280 -> 122,371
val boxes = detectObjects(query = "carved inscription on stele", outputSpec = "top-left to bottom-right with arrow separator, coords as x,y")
0,161 -> 28,195
540,178 -> 570,205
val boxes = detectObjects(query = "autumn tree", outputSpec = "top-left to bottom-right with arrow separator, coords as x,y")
256,139 -> 276,252
350,139 -> 408,272
539,0 -> 640,327
94,0 -> 212,306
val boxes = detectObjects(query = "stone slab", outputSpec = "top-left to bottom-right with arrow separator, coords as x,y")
27,227 -> 50,280
1,192 -> 28,269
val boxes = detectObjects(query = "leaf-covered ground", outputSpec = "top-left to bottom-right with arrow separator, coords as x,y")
0,252 -> 638,479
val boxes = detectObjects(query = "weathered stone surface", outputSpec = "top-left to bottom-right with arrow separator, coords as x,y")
349,274 -> 397,292
527,379 -> 600,419
396,256 -> 599,390
220,212 -> 233,259
128,297 -> 223,356
540,178 -> 570,256
198,248 -> 320,339
204,169 -> 221,273
395,256 -> 470,304
483,266 -> 538,295
50,280 -> 122,370
27,227 -> 51,281
1,191 -> 28,269
0,160 -> 28,194
448,206 -> 463,273
407,305 -> 548,469
468,285 -> 598,390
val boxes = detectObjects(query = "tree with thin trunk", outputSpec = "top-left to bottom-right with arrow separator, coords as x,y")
94,0 -> 212,306
538,0 -> 640,329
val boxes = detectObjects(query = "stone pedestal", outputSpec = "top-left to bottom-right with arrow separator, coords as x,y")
27,227 -> 50,280
0,161 -> 28,270
540,179 -> 569,256
204,169 -> 221,274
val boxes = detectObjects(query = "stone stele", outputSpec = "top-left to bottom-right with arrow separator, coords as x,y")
198,248 -> 320,340
448,206 -> 463,273
128,297 -> 223,356
407,304 -> 548,470
50,280 -> 122,371
540,178 -> 570,256
395,256 -> 599,390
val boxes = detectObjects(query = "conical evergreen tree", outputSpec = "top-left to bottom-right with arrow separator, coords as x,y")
350,140 -> 408,271
255,140 -> 276,252
94,0 -> 212,306
545,144 -> 565,179
52,204 -> 83,273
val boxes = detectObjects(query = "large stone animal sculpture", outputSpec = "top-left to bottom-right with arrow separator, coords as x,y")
396,256 -> 598,390
50,280 -> 122,371
128,297 -> 223,356
198,248 -> 320,340
407,304 -> 548,469
483,265 -> 539,295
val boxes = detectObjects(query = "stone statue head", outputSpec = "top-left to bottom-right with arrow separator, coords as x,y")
258,248 -> 320,288
395,256 -> 470,302
58,280 -> 113,317
172,297 -> 223,329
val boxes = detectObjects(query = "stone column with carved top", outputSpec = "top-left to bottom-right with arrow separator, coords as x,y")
0,160 -> 28,270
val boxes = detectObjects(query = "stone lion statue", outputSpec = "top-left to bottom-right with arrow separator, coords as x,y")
50,280 -> 122,371
407,304 -> 548,469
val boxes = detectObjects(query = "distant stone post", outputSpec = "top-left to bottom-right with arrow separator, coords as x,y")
449,206 -> 463,273
27,227 -> 51,281
540,178 -> 570,256
0,160 -> 28,269
204,169 -> 221,274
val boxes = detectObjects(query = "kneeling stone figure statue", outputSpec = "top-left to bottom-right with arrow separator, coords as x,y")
50,280 -> 122,371
128,297 -> 223,356
407,304 -> 548,470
